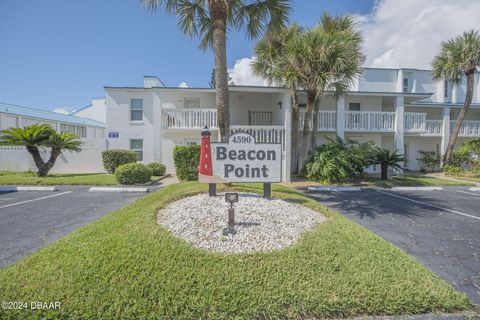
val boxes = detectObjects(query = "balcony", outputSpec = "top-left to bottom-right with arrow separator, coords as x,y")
451,121 -> 480,137
162,108 -> 217,129
230,125 -> 286,150
345,111 -> 395,132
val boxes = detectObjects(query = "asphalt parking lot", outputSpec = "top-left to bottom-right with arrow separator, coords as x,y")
0,186 -> 159,268
309,187 -> 480,305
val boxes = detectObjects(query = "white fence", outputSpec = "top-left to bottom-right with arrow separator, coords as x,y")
404,113 -> 426,133
345,111 -> 395,132
451,120 -> 480,137
230,125 -> 286,151
162,108 -> 217,129
0,139 -> 106,173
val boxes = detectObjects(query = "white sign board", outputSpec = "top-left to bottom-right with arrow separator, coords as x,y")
211,132 -> 281,183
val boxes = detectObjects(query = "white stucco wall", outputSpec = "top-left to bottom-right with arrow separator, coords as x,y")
72,98 -> 107,123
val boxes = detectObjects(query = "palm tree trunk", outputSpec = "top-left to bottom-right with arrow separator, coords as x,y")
290,90 -> 299,173
443,72 -> 475,165
310,95 -> 322,149
381,164 -> 388,180
26,146 -> 49,177
209,0 -> 230,142
298,90 -> 316,173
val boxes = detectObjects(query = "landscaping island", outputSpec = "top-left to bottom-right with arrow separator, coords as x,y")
0,182 -> 470,319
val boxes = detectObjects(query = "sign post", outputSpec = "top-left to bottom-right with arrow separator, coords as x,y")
198,128 -> 281,229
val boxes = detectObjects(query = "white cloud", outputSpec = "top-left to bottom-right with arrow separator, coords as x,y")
228,57 -> 268,86
53,107 -> 74,114
178,82 -> 189,88
358,0 -> 480,69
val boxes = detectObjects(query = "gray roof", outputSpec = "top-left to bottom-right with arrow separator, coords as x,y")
0,103 -> 106,127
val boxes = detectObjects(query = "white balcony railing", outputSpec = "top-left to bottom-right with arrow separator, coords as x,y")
451,120 -> 480,137
404,113 -> 426,133
298,111 -> 336,131
345,111 -> 395,132
162,108 -> 217,129
424,120 -> 443,136
230,125 -> 286,151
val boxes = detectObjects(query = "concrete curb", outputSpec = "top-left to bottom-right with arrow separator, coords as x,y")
307,186 -> 362,192
390,186 -> 443,191
0,186 -> 58,192
88,187 -> 149,193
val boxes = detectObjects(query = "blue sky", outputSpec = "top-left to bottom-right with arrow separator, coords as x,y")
0,0 -> 375,111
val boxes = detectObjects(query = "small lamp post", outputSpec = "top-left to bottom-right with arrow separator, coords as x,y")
224,192 -> 238,235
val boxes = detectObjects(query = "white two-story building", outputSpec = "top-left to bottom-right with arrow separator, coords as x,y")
1,67 -> 480,180
99,68 -> 480,180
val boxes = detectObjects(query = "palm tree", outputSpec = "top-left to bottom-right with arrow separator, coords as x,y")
253,24 -> 303,172
292,13 -> 364,172
432,30 -> 480,165
140,0 -> 290,141
369,147 -> 406,180
0,124 -> 82,177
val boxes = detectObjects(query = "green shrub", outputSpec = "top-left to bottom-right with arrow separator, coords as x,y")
443,164 -> 463,176
114,163 -> 152,185
146,163 -> 166,176
304,137 -> 374,184
417,150 -> 440,172
102,149 -> 137,173
173,145 -> 200,181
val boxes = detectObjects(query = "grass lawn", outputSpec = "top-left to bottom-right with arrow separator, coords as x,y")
366,174 -> 476,188
0,171 -> 160,186
0,182 -> 470,319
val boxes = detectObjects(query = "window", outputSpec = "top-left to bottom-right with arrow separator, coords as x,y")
184,98 -> 200,108
403,78 -> 409,93
450,109 -> 455,120
248,111 -> 273,125
59,123 -> 66,132
349,103 -> 361,111
130,99 -> 143,121
66,124 -> 75,133
444,80 -> 449,98
76,126 -> 86,138
130,139 -> 143,161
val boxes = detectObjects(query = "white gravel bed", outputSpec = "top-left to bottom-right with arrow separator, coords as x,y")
157,193 -> 326,254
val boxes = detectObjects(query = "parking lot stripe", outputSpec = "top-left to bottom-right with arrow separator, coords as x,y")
376,190 -> 480,221
0,191 -> 71,210
455,190 -> 480,197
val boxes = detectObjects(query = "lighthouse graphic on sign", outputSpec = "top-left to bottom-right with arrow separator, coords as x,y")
198,127 -> 224,183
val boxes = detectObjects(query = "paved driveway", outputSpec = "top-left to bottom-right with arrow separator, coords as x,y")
309,187 -> 480,305
0,186 -> 159,268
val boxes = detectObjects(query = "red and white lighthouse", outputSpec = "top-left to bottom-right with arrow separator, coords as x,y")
199,126 -> 213,177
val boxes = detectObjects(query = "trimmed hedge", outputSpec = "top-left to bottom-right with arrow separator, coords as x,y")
102,149 -> 137,173
173,145 -> 200,181
146,163 -> 166,176
114,163 -> 152,185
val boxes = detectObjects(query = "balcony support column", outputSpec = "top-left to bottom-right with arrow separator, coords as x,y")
394,96 -> 405,174
284,96 -> 292,182
441,106 -> 451,162
336,96 -> 345,139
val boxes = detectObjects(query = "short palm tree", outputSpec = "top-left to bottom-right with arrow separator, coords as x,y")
253,24 -> 303,172
432,30 -> 480,165
0,124 -> 82,177
369,147 -> 406,180
140,0 -> 290,141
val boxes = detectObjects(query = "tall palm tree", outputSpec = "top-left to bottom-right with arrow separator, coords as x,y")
432,30 -> 480,165
140,0 -> 290,141
253,24 -> 303,172
0,124 -> 82,177
292,14 -> 364,172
